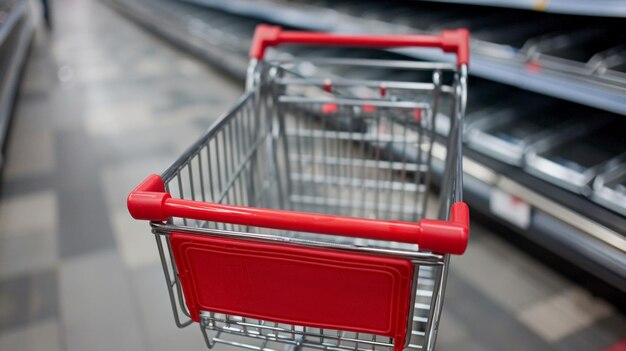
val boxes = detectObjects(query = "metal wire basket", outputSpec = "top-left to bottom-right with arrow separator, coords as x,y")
128,24 -> 470,351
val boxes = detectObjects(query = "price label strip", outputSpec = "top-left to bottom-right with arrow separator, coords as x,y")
489,188 -> 532,229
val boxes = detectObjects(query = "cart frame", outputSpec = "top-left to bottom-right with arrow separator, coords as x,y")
129,24 -> 469,351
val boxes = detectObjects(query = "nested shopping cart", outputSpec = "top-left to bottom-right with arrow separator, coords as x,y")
128,25 -> 469,351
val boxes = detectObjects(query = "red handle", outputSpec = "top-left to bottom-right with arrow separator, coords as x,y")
249,24 -> 469,68
128,175 -> 469,254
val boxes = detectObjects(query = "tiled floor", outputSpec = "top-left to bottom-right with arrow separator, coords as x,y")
0,0 -> 624,350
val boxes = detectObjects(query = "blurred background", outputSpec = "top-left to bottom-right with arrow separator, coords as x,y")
0,0 -> 625,350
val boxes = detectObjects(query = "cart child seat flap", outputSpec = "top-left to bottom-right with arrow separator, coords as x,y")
170,232 -> 415,350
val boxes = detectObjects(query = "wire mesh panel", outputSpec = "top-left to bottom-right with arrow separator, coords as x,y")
278,96 -> 434,224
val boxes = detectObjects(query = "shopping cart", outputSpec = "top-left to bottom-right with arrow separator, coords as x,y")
128,25 -> 469,351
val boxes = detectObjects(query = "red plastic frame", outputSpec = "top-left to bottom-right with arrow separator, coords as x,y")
128,174 -> 469,255
249,24 -> 470,68
170,232 -> 414,351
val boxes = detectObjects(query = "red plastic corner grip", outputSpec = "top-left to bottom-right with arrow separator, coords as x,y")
418,202 -> 469,255
249,24 -> 282,60
127,174 -> 171,221
441,29 -> 470,67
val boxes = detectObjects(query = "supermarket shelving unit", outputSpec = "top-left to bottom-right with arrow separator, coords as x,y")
107,0 -> 626,292
0,0 -> 37,166
180,0 -> 626,115
419,0 -> 626,18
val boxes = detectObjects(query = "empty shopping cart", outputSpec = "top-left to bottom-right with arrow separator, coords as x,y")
128,24 -> 470,351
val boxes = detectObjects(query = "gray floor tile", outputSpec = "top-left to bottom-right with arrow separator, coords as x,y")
128,264 -> 205,351
17,34 -> 58,99
0,318 -> 61,351
0,269 -> 58,333
0,174 -> 54,198
554,314 -> 626,351
517,287 -> 615,343
36,89 -> 90,134
83,101 -> 154,137
442,271 -> 552,351
452,221 -> 570,313
3,113 -> 56,181
0,229 -> 58,279
433,313 -> 469,350
0,191 -> 57,237
6,87 -> 55,134
55,129 -> 116,258
59,249 -> 146,351
100,155 -> 177,214
438,338 -> 490,351
110,209 -> 160,269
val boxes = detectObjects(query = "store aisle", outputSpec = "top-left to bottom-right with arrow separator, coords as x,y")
0,0 -> 624,350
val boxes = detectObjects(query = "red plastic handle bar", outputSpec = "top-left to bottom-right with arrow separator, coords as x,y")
249,24 -> 469,67
128,174 -> 469,255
